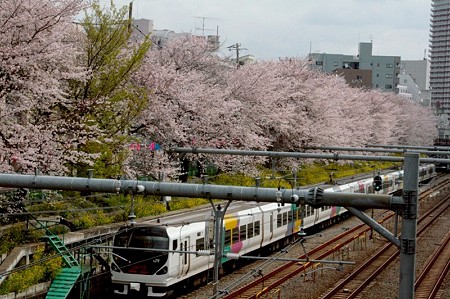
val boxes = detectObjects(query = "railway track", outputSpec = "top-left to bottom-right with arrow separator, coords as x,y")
221,214 -> 390,299
414,229 -> 450,298
219,177 -> 450,299
319,191 -> 449,298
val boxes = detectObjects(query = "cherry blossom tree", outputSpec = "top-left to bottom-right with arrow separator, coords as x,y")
0,0 -> 88,174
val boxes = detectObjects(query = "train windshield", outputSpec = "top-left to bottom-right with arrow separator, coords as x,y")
112,226 -> 169,275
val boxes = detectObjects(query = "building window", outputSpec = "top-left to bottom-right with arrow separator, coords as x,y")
376,74 -> 379,77
385,84 -> 392,89
333,62 -> 338,66
404,79 -> 407,83
386,74 -> 393,79
386,63 -> 393,68
316,61 -> 323,66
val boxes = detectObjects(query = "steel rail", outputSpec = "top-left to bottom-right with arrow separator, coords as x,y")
320,193 -> 450,299
414,231 -> 450,299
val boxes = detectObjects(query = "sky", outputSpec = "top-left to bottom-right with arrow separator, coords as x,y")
98,0 -> 432,61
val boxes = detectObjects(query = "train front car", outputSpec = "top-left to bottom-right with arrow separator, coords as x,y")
111,222 -> 214,298
111,224 -> 176,297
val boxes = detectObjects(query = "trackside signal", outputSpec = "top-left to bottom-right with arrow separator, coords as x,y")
373,175 -> 383,191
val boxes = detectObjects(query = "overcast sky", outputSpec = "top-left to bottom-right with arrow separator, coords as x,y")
101,0 -> 432,61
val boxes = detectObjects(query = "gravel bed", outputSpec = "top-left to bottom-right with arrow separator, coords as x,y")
179,182 -> 450,299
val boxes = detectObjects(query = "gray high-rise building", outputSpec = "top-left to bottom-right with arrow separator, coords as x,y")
309,42 -> 400,93
430,0 -> 450,140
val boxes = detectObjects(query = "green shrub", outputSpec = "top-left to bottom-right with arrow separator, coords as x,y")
0,225 -> 43,255
169,198 -> 210,210
0,247 -> 62,295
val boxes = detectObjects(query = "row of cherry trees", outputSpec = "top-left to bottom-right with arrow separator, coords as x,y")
0,0 -> 438,177
130,37 -> 437,175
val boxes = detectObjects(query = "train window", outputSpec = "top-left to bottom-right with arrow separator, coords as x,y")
173,240 -> 178,250
232,228 -> 239,244
114,233 -> 129,247
305,205 -> 311,217
270,215 -> 273,233
282,212 -> 288,226
288,211 -> 293,223
224,229 -> 231,247
254,221 -> 260,236
183,241 -> 188,265
277,214 -> 282,228
240,225 -> 247,241
196,238 -> 205,254
248,223 -> 254,238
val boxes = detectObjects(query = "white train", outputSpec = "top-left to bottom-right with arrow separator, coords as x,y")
110,164 -> 436,297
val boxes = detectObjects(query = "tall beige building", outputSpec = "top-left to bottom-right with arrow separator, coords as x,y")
430,0 -> 450,141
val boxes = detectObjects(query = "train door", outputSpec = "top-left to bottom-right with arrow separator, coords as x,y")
269,213 -> 273,240
179,237 -> 190,277
314,206 -> 320,224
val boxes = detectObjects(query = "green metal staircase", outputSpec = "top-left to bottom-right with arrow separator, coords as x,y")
44,234 -> 81,299
27,215 -> 82,299
45,267 -> 81,299
45,235 -> 80,268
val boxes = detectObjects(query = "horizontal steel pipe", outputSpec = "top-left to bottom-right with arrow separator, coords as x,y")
0,173 -> 401,210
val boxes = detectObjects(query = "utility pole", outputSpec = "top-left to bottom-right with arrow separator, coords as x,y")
227,43 -> 247,68
128,1 -> 133,32
399,152 -> 420,298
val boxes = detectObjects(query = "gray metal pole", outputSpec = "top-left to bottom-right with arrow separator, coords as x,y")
399,152 -> 419,299
168,147 -> 450,164
301,146 -> 450,156
366,144 -> 450,151
210,200 -> 230,296
346,207 -> 400,247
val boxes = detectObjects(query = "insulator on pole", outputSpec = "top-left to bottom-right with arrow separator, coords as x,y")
225,253 -> 240,260
196,250 -> 213,256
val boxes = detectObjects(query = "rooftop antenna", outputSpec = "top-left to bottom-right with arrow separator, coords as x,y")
194,16 -> 219,36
